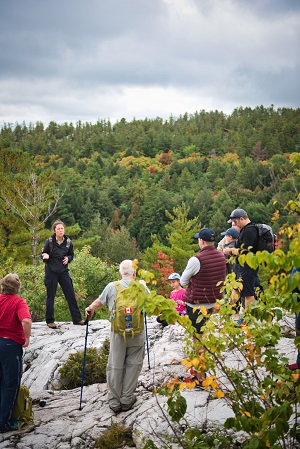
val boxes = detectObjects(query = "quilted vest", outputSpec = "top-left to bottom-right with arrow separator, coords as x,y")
184,246 -> 226,304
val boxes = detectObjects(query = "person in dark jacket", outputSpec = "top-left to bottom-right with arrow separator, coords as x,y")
41,220 -> 84,329
180,227 -> 226,334
223,209 -> 259,309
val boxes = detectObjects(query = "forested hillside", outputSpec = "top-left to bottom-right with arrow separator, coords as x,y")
1,105 -> 300,265
1,106 -> 300,449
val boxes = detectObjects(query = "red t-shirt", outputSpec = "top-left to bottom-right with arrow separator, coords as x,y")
0,294 -> 31,345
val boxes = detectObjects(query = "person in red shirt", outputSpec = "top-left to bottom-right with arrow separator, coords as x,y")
0,273 -> 32,432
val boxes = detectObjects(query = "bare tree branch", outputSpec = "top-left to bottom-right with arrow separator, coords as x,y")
2,173 -> 65,264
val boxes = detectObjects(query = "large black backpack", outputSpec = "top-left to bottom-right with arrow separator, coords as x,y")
254,223 -> 275,253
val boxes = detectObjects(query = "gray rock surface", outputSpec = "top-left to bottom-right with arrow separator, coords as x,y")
0,315 -> 297,448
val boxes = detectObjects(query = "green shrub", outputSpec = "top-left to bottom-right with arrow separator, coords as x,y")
94,423 -> 134,449
71,246 -> 118,302
58,338 -> 110,389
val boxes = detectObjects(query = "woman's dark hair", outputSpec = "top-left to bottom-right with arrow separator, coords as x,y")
52,220 -> 65,232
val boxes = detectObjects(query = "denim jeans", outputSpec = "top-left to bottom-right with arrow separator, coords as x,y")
0,338 -> 23,430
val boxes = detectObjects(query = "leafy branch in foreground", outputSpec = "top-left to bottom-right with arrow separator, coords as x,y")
140,196 -> 300,449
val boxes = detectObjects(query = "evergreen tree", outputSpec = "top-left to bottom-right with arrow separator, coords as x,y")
142,202 -> 199,274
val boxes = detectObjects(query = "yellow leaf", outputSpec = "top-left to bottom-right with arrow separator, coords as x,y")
202,378 -> 211,387
191,357 -> 200,367
200,306 -> 208,316
169,384 -> 174,391
292,373 -> 300,379
186,381 -> 197,389
182,359 -> 192,367
213,390 -> 225,399
202,375 -> 217,388
239,409 -> 251,417
179,382 -> 186,390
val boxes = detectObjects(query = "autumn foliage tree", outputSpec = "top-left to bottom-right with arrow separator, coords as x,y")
151,251 -> 174,296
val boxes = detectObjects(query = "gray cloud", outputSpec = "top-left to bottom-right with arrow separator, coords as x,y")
0,0 -> 299,126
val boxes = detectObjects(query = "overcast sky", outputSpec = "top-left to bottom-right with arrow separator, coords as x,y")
0,0 -> 299,127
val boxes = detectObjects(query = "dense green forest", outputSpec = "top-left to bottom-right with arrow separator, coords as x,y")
1,106 -> 300,448
1,105 -> 300,267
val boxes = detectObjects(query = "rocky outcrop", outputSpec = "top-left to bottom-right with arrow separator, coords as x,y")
0,316 -> 297,448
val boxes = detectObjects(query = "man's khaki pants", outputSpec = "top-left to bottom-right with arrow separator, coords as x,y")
107,329 -> 145,408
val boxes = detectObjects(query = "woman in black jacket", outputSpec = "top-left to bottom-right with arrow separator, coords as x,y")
42,220 -> 84,329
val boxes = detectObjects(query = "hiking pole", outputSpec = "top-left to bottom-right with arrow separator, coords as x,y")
144,312 -> 151,369
79,313 -> 90,410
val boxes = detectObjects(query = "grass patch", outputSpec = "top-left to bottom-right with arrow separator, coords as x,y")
94,423 -> 134,449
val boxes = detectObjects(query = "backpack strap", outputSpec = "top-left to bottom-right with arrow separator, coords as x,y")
112,281 -> 125,313
252,223 -> 260,251
48,236 -> 71,255
114,280 -> 121,290
113,281 -> 126,293
112,281 -> 127,339
48,237 -> 53,254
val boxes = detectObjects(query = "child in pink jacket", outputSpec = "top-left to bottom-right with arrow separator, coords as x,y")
168,272 -> 186,316
157,273 -> 186,327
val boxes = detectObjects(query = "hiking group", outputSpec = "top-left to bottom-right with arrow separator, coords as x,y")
1,208 -> 296,431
